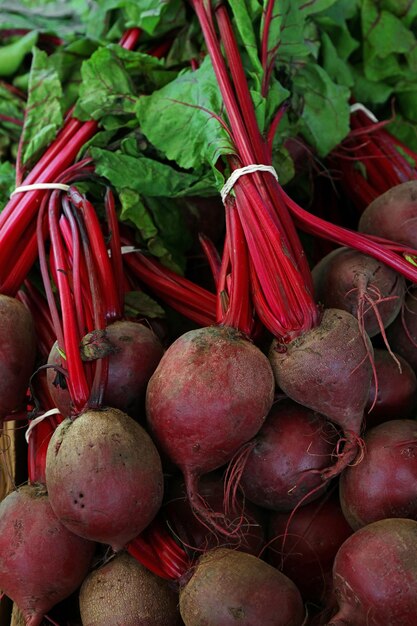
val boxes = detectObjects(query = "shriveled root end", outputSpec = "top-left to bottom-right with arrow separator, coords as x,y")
321,431 -> 365,482
185,472 -> 247,541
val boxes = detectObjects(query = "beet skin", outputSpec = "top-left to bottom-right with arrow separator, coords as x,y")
0,484 -> 95,626
179,548 -> 305,626
329,518 -> 417,625
269,309 -> 372,479
340,420 -> 417,530
45,408 -> 164,551
146,326 -> 274,529
240,399 -> 336,511
0,295 -> 36,417
79,551 -> 181,626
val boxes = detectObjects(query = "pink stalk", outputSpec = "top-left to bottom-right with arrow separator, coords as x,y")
105,189 -> 125,317
69,187 -> 121,322
0,29 -> 141,294
48,191 -> 90,412
192,0 -> 317,340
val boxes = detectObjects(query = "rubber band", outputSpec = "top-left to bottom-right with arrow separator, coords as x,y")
25,408 -> 61,443
107,246 -> 143,258
10,183 -> 71,197
350,103 -> 378,123
220,164 -> 278,203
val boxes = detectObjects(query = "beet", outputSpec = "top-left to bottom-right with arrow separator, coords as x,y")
179,548 -> 305,626
0,484 -> 95,626
312,247 -> 405,338
45,407 -> 164,551
47,320 -> 164,419
0,295 -> 36,417
146,326 -> 275,530
239,399 -> 337,511
165,474 -> 265,556
268,493 -> 353,602
339,420 -> 417,530
358,181 -> 417,248
365,349 -> 417,428
79,552 -> 181,626
269,309 -> 373,479
386,288 -> 417,373
329,518 -> 417,625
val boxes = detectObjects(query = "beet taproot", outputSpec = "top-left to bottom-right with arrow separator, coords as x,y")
312,247 -> 405,338
79,551 -> 181,626
47,320 -> 164,419
329,518 -> 417,625
146,326 -> 274,531
45,407 -> 164,551
179,548 -> 305,626
269,309 -> 372,480
339,420 -> 417,530
359,180 -> 417,248
240,399 -> 336,511
0,294 -> 36,418
0,484 -> 95,626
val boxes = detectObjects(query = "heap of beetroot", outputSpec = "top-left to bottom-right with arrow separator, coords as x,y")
4,3 -> 417,626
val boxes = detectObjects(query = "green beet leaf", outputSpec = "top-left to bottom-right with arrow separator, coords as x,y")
292,63 -> 350,156
0,161 -> 16,211
21,47 -> 64,165
136,55 -> 235,173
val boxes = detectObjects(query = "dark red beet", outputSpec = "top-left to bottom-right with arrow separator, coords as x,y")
165,474 -> 265,556
45,408 -> 164,551
47,320 -> 164,419
329,518 -> 417,625
386,288 -> 417,373
0,484 -> 95,626
146,326 -> 275,532
240,399 -> 337,511
268,493 -> 353,602
0,295 -> 36,417
365,349 -> 417,428
339,420 -> 417,530
179,548 -> 305,626
359,181 -> 417,248
269,309 -> 372,480
312,247 -> 405,338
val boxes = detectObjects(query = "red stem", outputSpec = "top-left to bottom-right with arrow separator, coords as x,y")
105,188 -> 125,318
48,192 -> 89,412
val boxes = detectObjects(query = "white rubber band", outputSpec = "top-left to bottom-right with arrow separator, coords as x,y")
220,164 -> 278,203
350,103 -> 378,123
11,183 -> 71,197
25,408 -> 61,443
108,246 -> 142,258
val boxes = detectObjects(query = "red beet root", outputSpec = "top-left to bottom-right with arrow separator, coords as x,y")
329,518 -> 417,625
240,399 -> 337,511
269,309 -> 372,480
146,326 -> 275,532
47,320 -> 164,419
386,288 -> 417,373
268,493 -> 353,602
0,484 -> 95,626
312,247 -> 405,338
179,548 -> 305,626
365,349 -> 417,428
0,295 -> 36,417
359,181 -> 417,248
340,420 -> 417,530
45,408 -> 164,551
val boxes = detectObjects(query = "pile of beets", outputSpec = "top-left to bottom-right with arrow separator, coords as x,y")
2,7 -> 417,626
